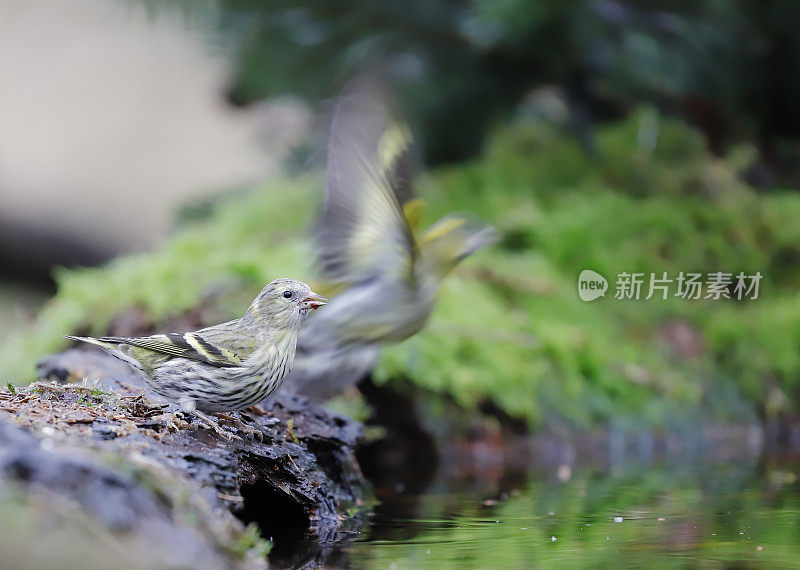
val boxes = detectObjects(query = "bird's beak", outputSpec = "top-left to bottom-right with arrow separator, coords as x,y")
301,292 -> 327,311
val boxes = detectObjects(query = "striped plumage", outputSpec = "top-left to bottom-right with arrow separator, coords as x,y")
67,278 -> 326,415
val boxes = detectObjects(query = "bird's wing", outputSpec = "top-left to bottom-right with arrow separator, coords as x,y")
315,74 -> 419,286
98,326 -> 258,368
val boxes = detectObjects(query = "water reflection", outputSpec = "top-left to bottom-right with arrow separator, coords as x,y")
349,458 -> 800,568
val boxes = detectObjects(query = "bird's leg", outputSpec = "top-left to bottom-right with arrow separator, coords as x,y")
213,412 -> 264,442
179,397 -> 241,442
192,410 -> 244,442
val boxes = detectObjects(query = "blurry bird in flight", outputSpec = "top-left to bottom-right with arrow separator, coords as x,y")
287,74 -> 496,400
67,278 -> 326,440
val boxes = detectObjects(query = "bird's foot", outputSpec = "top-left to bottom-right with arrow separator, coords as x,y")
213,412 -> 265,442
151,410 -> 189,433
193,411 -> 244,442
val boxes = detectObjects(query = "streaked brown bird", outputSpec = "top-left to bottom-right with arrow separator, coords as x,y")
67,278 -> 326,439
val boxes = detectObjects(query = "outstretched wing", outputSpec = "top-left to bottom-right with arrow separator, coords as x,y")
96,325 -> 258,368
316,73 -> 419,286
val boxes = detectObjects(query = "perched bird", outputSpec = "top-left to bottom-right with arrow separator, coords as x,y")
286,75 -> 496,401
66,278 -> 326,439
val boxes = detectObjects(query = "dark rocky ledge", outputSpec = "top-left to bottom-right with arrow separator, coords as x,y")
0,349 -> 369,569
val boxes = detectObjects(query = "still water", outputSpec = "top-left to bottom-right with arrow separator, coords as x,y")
346,458 -> 800,568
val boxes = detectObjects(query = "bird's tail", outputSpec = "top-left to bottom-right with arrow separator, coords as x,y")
418,215 -> 498,277
64,335 -> 112,350
64,335 -> 144,372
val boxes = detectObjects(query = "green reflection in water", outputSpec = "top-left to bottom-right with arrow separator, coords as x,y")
349,463 -> 800,568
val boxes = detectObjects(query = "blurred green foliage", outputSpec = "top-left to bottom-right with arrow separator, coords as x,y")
201,0 -> 800,177
3,109 -> 800,428
378,108 -> 800,427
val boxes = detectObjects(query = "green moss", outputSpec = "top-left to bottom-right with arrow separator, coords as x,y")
3,109 -> 799,429
230,523 -> 272,560
378,109 -> 800,427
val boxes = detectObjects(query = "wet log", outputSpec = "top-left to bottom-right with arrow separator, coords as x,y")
0,349 -> 369,568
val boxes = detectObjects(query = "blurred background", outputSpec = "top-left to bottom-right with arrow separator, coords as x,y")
3,0 -> 800,565
4,0 -> 800,429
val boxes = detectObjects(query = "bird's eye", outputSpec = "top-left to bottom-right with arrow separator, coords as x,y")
283,290 -> 293,299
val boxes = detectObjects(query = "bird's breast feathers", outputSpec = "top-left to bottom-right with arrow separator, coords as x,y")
242,333 -> 297,369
